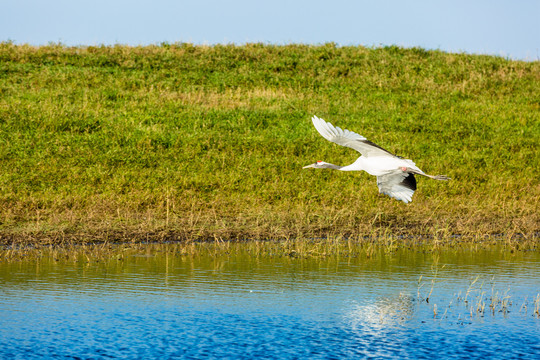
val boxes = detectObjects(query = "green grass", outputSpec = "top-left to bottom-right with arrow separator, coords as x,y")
0,42 -> 539,245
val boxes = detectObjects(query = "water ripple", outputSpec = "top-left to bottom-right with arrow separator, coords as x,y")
1,247 -> 539,359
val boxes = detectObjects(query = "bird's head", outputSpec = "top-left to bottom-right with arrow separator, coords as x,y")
303,160 -> 332,169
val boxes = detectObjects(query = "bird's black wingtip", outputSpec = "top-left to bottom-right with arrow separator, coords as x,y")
402,173 -> 417,191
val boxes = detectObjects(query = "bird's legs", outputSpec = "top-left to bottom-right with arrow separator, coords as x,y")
403,167 -> 450,181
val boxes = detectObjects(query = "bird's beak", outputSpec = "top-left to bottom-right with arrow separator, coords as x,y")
303,163 -> 316,169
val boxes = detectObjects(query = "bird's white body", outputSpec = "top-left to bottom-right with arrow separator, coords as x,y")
340,156 -> 422,176
303,116 -> 449,203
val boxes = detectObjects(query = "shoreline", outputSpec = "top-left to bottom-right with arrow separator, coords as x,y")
1,228 -> 538,250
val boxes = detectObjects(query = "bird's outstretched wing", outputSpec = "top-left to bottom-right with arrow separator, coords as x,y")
312,115 -> 396,157
376,171 -> 417,203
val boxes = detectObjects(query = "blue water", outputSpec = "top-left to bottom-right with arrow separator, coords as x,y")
1,246 -> 539,359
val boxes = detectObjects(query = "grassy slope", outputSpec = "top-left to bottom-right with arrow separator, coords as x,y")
0,43 -> 539,244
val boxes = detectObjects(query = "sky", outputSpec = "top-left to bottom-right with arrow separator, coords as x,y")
2,0 -> 539,60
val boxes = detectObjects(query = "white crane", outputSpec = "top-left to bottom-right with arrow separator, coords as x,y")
303,116 -> 450,203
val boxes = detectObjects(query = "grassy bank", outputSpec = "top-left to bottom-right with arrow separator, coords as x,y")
0,42 -> 539,246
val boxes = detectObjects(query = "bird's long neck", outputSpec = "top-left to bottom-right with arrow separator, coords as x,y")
338,157 -> 365,172
320,163 -> 343,170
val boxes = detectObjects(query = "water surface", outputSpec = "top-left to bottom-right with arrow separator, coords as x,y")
1,245 -> 539,359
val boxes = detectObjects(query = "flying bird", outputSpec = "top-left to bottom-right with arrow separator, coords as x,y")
303,116 -> 450,203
